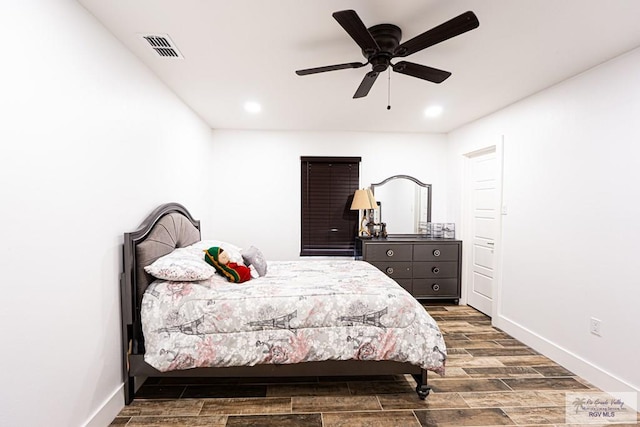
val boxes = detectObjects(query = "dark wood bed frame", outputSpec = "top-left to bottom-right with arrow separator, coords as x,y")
120,202 -> 431,404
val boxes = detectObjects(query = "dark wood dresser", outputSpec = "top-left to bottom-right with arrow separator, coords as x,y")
356,236 -> 462,303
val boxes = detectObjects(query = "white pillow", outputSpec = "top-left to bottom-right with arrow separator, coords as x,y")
144,247 -> 215,281
241,246 -> 268,276
186,239 -> 244,264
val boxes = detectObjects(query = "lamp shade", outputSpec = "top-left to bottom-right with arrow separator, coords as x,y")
350,189 -> 377,210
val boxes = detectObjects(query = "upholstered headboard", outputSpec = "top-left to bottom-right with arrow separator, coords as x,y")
121,203 -> 201,351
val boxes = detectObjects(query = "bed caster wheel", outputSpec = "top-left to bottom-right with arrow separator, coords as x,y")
416,385 -> 431,400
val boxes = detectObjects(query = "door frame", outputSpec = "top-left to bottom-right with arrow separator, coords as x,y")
461,139 -> 504,322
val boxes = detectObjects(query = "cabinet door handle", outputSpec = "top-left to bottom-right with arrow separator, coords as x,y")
330,228 -> 339,232
386,267 -> 394,275
432,267 -> 440,274
386,249 -> 394,257
432,284 -> 440,292
433,249 -> 441,257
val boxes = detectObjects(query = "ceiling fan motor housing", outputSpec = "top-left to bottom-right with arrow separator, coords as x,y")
365,24 -> 402,72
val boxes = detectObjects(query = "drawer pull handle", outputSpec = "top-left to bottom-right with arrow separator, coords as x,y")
432,284 -> 440,292
433,249 -> 441,257
330,228 -> 339,232
432,267 -> 440,274
386,267 -> 394,275
386,249 -> 394,257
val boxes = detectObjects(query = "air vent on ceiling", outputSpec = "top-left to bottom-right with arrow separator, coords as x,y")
138,34 -> 184,59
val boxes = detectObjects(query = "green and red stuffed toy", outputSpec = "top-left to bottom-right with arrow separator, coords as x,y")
204,247 -> 251,283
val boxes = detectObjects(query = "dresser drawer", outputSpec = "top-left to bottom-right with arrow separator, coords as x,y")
413,278 -> 459,297
394,279 -> 412,293
364,244 -> 413,261
413,261 -> 458,278
413,244 -> 459,261
368,261 -> 412,279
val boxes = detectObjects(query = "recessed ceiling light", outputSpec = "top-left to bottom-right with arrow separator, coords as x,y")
244,101 -> 261,114
424,105 -> 443,118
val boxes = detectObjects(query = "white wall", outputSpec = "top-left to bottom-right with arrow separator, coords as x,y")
205,130 -> 448,260
447,48 -> 640,407
0,2 -> 216,426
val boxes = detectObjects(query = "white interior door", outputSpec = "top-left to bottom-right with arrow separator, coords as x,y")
465,148 -> 499,317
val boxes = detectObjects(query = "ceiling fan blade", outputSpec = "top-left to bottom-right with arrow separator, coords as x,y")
394,11 -> 479,57
392,61 -> 451,83
296,62 -> 367,76
353,71 -> 379,98
332,10 -> 380,54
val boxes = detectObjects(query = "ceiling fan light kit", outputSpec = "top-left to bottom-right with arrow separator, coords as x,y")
296,9 -> 479,99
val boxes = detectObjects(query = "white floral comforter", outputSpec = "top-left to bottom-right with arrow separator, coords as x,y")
141,260 -> 446,374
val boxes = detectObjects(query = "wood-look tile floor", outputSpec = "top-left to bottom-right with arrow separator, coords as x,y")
111,305 -> 639,426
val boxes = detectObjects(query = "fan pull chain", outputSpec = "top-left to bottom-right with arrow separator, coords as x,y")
387,68 -> 391,110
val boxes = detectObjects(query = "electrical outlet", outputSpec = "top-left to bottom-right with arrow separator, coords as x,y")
590,317 -> 602,336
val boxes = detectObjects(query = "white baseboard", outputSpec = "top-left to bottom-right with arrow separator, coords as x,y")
493,314 -> 639,412
83,384 -> 124,427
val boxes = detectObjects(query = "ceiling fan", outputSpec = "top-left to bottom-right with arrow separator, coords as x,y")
295,10 -> 479,99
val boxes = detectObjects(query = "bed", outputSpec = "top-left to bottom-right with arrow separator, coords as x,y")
120,202 -> 446,404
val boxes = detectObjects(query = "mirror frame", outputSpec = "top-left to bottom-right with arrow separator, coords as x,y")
371,175 -> 432,234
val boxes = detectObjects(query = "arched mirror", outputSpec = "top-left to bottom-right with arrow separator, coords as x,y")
371,175 -> 431,235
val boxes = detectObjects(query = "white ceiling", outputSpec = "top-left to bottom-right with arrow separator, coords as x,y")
78,0 -> 640,133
